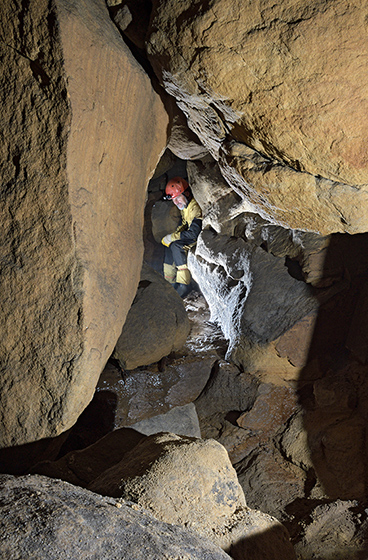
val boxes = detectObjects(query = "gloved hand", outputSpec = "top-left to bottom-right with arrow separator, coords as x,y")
161,234 -> 173,247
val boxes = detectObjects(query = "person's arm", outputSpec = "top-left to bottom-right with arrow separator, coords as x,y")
161,219 -> 185,247
175,218 -> 202,244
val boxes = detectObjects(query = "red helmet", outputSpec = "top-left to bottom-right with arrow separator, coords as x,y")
165,177 -> 189,199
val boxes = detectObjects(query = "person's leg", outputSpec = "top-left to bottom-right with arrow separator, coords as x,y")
163,246 -> 176,284
169,240 -> 187,267
170,241 -> 192,298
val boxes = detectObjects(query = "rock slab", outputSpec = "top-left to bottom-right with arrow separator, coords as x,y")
147,0 -> 368,233
0,0 -> 168,446
0,474 -> 232,560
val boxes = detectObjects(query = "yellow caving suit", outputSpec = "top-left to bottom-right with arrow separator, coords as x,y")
162,198 -> 202,286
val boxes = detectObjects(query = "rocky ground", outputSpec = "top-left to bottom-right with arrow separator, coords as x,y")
188,292 -> 368,560
31,287 -> 368,560
99,286 -> 368,560
2,285 -> 368,559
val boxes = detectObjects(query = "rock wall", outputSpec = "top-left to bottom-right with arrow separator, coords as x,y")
0,0 -> 168,447
147,0 -> 368,234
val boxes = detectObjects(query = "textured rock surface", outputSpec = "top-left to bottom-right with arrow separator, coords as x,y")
113,264 -> 190,370
130,403 -> 201,438
189,227 -> 319,367
89,432 -> 295,558
97,354 -> 213,427
168,106 -> 210,160
89,433 -> 246,514
188,156 -> 244,235
236,447 -> 307,521
0,474 -> 232,560
31,428 -> 146,487
0,0 -> 168,446
195,360 -> 258,419
97,292 -> 220,427
147,0 -> 368,233
292,500 -> 368,560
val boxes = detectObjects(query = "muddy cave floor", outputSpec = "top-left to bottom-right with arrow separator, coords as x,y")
2,289 -> 368,557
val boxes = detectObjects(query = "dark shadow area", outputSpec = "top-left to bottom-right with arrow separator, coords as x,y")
0,390 -> 117,475
229,524 -> 296,560
293,232 -> 368,558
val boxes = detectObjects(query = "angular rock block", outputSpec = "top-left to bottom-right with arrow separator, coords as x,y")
147,0 -> 368,233
0,474 -> 232,560
0,0 -> 168,446
113,264 -> 190,370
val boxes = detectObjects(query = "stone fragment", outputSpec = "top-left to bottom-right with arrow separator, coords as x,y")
278,411 -> 314,472
236,447 -> 307,521
96,354 -> 213,427
109,0 -> 153,50
196,371 -> 299,466
187,157 -> 244,235
0,0 -> 168,447
151,147 -> 180,180
195,360 -> 258,419
206,420 -> 260,466
112,4 -> 132,31
130,403 -> 201,438
168,107 -> 209,160
236,384 -> 298,434
0,474 -> 232,560
147,0 -> 368,233
113,264 -> 190,370
275,312 -> 318,368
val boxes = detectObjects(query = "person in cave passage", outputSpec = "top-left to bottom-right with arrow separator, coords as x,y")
161,176 -> 202,298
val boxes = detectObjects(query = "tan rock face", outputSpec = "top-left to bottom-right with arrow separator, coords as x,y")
88,432 -> 296,559
0,0 -> 168,447
113,265 -> 190,370
0,474 -> 233,560
147,0 -> 368,233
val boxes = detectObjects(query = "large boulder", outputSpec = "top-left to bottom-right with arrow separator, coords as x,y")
113,264 -> 191,370
0,0 -> 168,447
89,433 -> 296,559
97,354 -> 213,427
0,474 -> 232,560
147,0 -> 368,234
